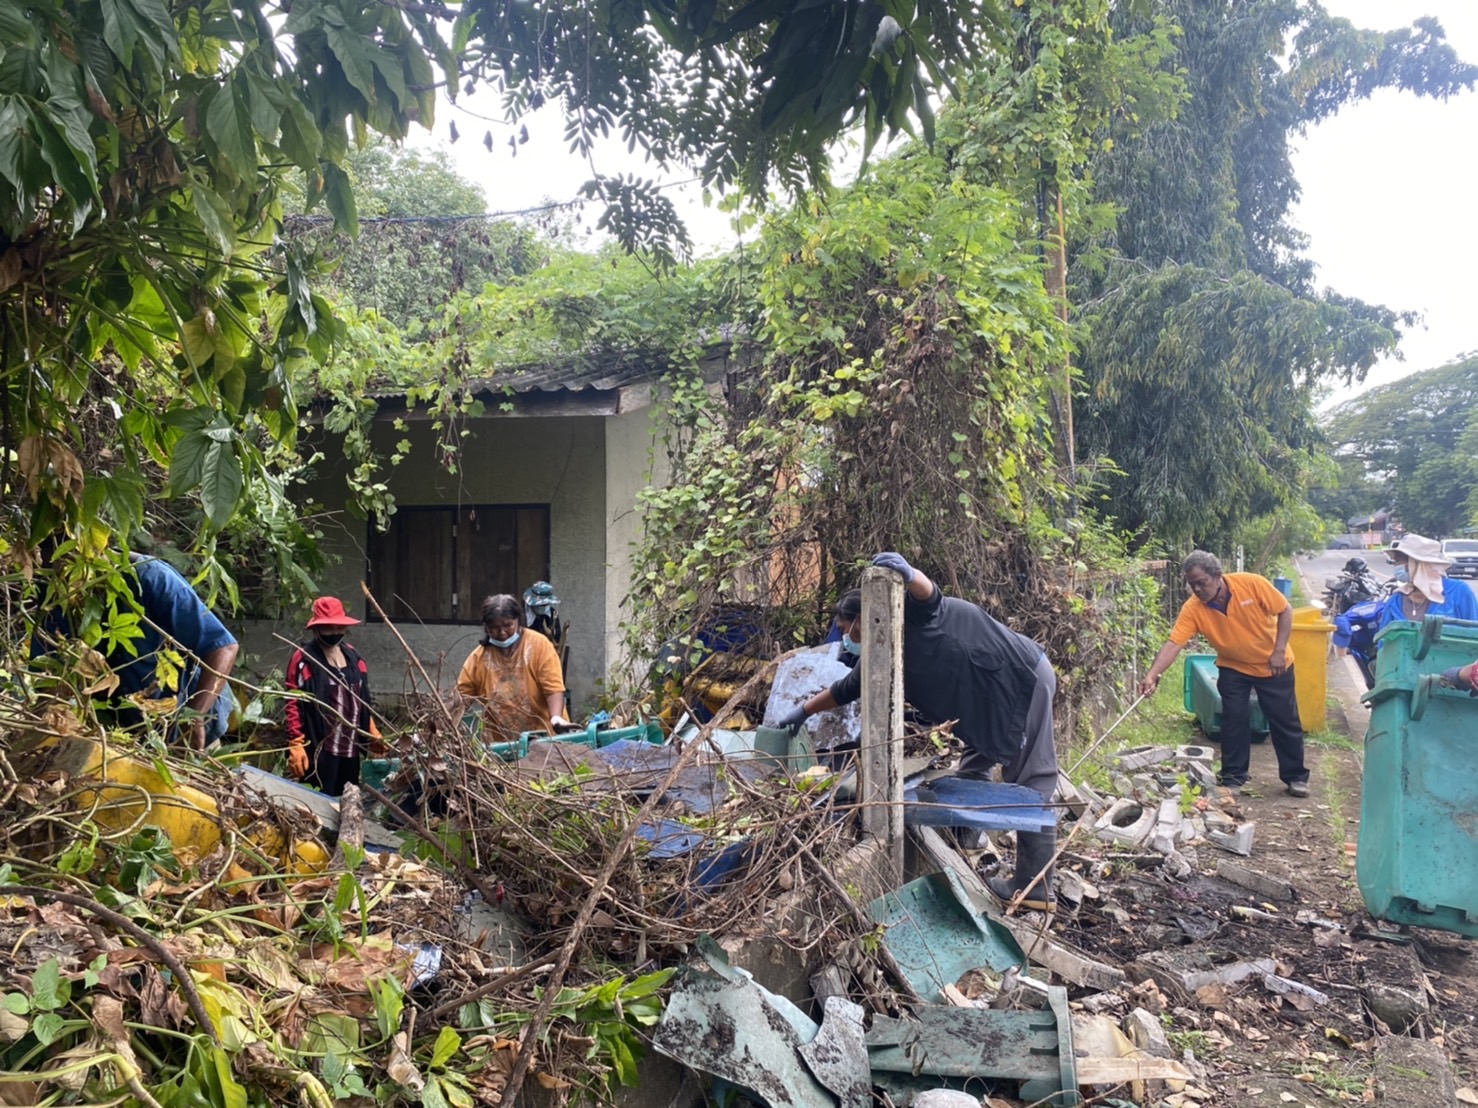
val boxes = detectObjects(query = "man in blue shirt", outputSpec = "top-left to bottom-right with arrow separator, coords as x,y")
36,554 -> 239,749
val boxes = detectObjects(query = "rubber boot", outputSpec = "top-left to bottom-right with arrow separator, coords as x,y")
985,827 -> 1057,912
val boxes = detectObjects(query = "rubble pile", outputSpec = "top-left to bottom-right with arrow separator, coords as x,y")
4,683 -> 1476,1108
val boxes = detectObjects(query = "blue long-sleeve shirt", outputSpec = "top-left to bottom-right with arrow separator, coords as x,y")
1376,577 -> 1478,631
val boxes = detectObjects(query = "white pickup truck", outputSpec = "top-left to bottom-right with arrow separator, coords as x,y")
1442,537 -> 1478,579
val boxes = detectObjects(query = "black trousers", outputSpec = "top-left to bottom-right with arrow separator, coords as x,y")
1216,665 -> 1307,786
308,747 -> 360,798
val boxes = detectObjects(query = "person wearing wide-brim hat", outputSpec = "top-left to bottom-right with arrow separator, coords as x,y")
284,597 -> 381,796
1377,533 -> 1478,631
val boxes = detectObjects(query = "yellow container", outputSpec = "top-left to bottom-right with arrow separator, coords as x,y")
1289,605 -> 1335,731
12,734 -> 327,876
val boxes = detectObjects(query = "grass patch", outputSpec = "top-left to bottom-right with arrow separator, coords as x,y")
1307,728 -> 1359,753
1385,1065 -> 1430,1080
1294,1060 -> 1371,1097
1165,1027 -> 1214,1057
1068,655 -> 1200,783
1320,750 -> 1346,845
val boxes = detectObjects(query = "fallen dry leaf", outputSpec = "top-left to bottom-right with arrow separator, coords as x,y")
1455,1088 -> 1478,1105
386,1031 -> 423,1091
0,1010 -> 28,1043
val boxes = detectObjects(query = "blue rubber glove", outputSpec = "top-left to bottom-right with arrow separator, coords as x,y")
872,551 -> 914,583
777,705 -> 809,731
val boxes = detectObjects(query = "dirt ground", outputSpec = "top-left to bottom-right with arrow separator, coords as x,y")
1044,630 -> 1476,1106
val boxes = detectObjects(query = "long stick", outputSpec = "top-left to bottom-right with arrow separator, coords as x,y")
1066,693 -> 1147,777
497,651 -> 798,1108
786,833 -> 923,1008
423,960 -> 557,1022
359,581 -> 461,734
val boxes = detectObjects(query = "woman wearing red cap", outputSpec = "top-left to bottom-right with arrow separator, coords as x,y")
284,596 -> 379,796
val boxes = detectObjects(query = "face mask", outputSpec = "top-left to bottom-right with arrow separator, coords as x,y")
486,631 -> 521,649
317,631 -> 345,646
841,633 -> 861,656
1393,566 -> 1409,583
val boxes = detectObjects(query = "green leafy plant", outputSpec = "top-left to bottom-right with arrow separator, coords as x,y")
465,968 -> 674,1097
1176,774 -> 1202,815
115,827 -> 181,896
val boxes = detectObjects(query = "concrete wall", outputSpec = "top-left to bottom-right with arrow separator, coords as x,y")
236,415 -> 612,709
602,403 -> 667,694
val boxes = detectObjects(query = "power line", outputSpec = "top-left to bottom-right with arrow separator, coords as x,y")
283,175 -> 704,226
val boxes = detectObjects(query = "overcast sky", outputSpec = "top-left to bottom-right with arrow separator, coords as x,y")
415,2 -> 1478,406
1294,0 -> 1478,405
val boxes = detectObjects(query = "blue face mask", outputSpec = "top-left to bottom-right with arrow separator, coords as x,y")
841,633 -> 861,656
1393,566 -> 1409,583
486,631 -> 521,649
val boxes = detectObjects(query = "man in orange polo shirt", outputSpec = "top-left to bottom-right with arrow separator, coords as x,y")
1139,551 -> 1310,797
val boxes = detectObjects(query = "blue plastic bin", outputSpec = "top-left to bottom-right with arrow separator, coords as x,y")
1181,654 -> 1269,739
1358,616 -> 1478,937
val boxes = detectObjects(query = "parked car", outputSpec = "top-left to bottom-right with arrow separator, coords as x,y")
1443,538 -> 1478,579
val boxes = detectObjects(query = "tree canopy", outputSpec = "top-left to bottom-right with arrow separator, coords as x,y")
286,144 -> 546,329
0,0 -> 1008,625
1322,355 -> 1478,538
1073,0 -> 1476,551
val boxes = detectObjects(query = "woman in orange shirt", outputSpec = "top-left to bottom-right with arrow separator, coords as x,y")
456,594 -> 569,744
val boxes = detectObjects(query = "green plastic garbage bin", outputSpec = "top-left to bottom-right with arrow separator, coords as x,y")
1358,616 -> 1478,938
1182,654 -> 1269,739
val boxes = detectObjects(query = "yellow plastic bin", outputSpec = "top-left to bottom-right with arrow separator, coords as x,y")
1290,605 -> 1335,731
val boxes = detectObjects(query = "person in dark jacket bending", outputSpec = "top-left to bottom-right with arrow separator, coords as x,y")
284,596 -> 379,797
780,552 -> 1061,912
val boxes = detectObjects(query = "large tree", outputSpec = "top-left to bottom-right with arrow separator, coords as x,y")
0,0 -> 1004,619
1323,356 -> 1478,537
286,143 -> 546,329
1073,0 -> 1476,550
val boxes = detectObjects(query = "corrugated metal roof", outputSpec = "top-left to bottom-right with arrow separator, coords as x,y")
365,352 -> 675,401
364,329 -> 751,404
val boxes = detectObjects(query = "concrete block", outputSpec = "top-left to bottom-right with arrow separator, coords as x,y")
1362,964 -> 1431,1033
1206,821 -> 1255,856
1095,799 -> 1156,847
1373,1035 -> 1457,1107
1133,950 -> 1277,994
1122,1007 -> 1173,1058
1155,796 -> 1181,828
1202,809 -> 1236,833
1183,760 -> 1218,791
1365,980 -> 1429,1033
1113,745 -> 1175,772
1054,772 -> 1090,818
1215,859 -> 1296,901
1174,745 -> 1215,764
1161,850 -> 1193,880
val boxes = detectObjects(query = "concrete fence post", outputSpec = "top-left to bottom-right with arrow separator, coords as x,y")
858,566 -> 905,881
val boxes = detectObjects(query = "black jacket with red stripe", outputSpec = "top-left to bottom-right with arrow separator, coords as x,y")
284,639 -> 373,756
